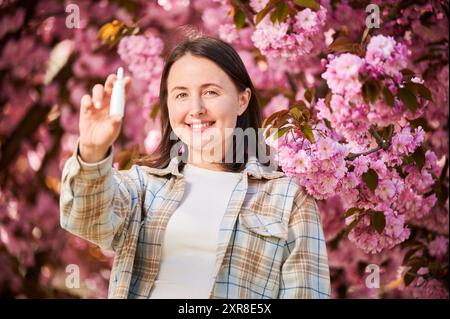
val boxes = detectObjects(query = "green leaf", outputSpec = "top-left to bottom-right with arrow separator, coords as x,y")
407,256 -> 428,269
291,100 -> 309,120
255,0 -> 278,25
370,210 -> 386,234
415,83 -> 433,101
404,270 -> 417,286
293,0 -> 320,11
271,2 -> 289,23
278,2 -> 289,22
273,112 -> 291,129
293,100 -> 308,109
328,36 -> 354,53
403,247 -> 421,264
234,9 -> 246,30
401,239 -> 423,248
274,126 -> 288,140
150,104 -> 159,120
408,117 -> 431,131
402,155 -> 414,165
382,86 -> 395,107
378,124 -> 394,141
393,165 -> 405,178
412,146 -> 426,170
362,80 -> 381,104
325,91 -> 332,110
344,207 -> 361,218
262,109 -> 289,129
404,83 -> 417,94
255,10 -> 269,25
428,262 -> 441,277
304,88 -> 314,103
362,168 -> 379,192
401,68 -> 416,81
301,122 -> 315,143
288,107 -> 303,121
270,8 -> 278,23
397,87 -> 419,113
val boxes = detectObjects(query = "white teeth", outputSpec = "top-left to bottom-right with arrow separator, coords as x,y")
191,122 -> 213,129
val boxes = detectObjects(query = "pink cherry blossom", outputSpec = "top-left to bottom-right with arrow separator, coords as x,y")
0,0 -> 447,299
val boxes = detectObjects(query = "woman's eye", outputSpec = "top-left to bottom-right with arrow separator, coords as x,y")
175,93 -> 187,99
175,91 -> 217,99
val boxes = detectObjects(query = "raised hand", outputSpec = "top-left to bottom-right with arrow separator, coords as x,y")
78,73 -> 131,163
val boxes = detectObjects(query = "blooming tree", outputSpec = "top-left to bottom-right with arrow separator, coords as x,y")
0,0 -> 448,298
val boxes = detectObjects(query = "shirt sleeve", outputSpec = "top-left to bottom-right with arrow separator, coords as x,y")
278,190 -> 331,299
59,139 -> 143,252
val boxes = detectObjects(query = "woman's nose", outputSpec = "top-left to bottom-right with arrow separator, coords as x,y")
189,96 -> 206,116
190,109 -> 205,117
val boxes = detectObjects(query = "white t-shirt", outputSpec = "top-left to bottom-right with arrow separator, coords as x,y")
148,163 -> 242,299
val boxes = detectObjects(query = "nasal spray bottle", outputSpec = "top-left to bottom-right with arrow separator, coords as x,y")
109,67 -> 125,117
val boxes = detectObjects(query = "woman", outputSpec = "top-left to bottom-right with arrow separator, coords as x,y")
60,35 -> 331,299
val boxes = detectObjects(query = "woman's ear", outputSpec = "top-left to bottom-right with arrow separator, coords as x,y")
238,88 -> 252,116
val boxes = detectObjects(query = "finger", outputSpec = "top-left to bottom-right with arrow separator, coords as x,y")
124,76 -> 132,97
92,84 -> 104,109
80,94 -> 93,113
104,74 -> 117,96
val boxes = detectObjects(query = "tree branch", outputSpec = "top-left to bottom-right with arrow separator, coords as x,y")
345,125 -> 393,161
231,0 -> 255,26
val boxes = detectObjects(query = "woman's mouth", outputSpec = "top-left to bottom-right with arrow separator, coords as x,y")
186,121 -> 215,133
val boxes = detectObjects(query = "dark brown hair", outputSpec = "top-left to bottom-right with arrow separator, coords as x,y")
133,35 -> 268,172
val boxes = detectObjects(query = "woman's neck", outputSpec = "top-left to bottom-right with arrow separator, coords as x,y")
187,149 -> 227,171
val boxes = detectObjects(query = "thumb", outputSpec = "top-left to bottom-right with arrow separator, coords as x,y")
110,115 -> 123,123
109,115 -> 123,130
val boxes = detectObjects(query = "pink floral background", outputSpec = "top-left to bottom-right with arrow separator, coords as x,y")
0,0 -> 448,298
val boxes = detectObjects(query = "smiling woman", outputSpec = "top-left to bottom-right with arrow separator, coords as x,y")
136,36 -> 264,172
59,35 -> 331,299
166,52 -> 252,170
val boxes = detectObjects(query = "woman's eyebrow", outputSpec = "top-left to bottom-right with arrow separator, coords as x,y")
170,83 -> 223,93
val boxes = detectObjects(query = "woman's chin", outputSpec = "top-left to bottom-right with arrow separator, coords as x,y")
185,144 -> 224,160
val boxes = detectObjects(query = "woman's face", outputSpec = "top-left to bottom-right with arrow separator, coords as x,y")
167,53 -> 251,164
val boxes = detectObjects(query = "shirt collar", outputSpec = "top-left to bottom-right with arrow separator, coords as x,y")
141,155 -> 285,180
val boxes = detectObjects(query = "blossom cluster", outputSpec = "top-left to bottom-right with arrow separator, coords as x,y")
0,0 -> 447,299
251,4 -> 327,61
118,34 -> 164,107
275,125 -> 349,200
317,35 -> 425,145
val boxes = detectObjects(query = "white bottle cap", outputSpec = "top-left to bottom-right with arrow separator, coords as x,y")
117,67 -> 123,80
109,67 -> 125,117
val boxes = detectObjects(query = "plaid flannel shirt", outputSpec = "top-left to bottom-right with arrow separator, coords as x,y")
60,141 -> 331,299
